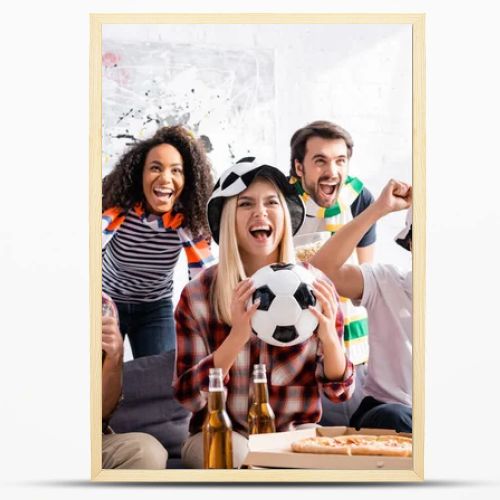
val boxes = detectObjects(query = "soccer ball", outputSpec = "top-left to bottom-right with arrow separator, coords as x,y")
249,263 -> 321,347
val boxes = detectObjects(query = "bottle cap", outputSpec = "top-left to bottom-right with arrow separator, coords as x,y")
252,364 -> 267,382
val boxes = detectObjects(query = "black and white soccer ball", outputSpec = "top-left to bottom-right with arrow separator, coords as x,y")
249,263 -> 321,347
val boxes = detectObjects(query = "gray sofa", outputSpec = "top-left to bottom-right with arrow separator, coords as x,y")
108,350 -> 190,468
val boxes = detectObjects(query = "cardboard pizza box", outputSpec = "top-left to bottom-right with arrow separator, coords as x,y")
242,426 -> 413,470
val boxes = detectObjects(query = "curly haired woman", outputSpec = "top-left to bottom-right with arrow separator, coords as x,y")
102,125 -> 215,358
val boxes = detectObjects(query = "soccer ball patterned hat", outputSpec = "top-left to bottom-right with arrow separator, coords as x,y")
207,156 -> 306,244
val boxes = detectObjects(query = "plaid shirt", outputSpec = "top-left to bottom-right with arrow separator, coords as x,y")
173,263 -> 355,436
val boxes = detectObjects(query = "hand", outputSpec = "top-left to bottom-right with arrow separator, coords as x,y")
308,279 -> 341,346
229,278 -> 260,343
375,179 -> 412,215
102,316 -> 124,364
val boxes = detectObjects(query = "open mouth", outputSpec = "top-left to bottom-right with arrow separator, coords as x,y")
153,187 -> 174,202
319,182 -> 339,198
249,224 -> 273,242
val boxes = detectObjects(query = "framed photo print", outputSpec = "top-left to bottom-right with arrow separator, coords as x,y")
90,13 -> 425,482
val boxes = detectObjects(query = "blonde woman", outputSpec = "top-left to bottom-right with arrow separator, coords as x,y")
173,158 -> 354,468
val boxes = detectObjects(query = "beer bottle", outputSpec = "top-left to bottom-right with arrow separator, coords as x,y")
203,367 -> 233,469
248,364 -> 276,434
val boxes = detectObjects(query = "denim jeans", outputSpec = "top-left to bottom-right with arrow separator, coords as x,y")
115,297 -> 175,358
349,395 -> 412,433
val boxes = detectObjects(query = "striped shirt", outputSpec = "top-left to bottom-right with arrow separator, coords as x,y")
173,263 -> 355,437
102,206 -> 215,303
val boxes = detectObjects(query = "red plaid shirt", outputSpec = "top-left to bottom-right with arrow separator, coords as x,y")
173,263 -> 355,436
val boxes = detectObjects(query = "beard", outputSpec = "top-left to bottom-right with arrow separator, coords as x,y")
300,175 -> 343,208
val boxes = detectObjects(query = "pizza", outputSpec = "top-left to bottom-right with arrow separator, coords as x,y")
291,434 -> 412,457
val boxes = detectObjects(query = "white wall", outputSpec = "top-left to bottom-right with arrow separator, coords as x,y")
1,1 -> 500,499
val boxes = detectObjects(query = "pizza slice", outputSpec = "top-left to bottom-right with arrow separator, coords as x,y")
291,434 -> 412,457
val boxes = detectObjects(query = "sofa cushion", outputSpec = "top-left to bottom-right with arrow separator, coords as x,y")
109,350 -> 191,459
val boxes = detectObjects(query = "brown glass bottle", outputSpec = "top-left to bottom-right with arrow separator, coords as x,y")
248,364 -> 276,434
202,368 -> 233,469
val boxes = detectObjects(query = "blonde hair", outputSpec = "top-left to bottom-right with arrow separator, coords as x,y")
212,177 -> 296,325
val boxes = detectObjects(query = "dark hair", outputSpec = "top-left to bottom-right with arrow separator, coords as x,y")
103,125 -> 214,238
289,120 -> 354,177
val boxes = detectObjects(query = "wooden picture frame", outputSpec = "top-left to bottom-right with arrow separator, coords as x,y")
90,12 -> 425,482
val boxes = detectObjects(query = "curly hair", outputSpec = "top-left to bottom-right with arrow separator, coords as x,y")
103,125 -> 214,238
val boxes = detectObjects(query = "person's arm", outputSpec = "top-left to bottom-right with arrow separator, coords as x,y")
102,316 -> 124,420
306,267 -> 355,402
173,277 -> 259,411
353,187 -> 377,264
309,279 -> 346,381
310,179 -> 412,300
213,278 -> 259,377
356,243 -> 375,264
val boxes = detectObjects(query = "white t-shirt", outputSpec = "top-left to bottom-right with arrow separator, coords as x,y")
354,264 -> 412,406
